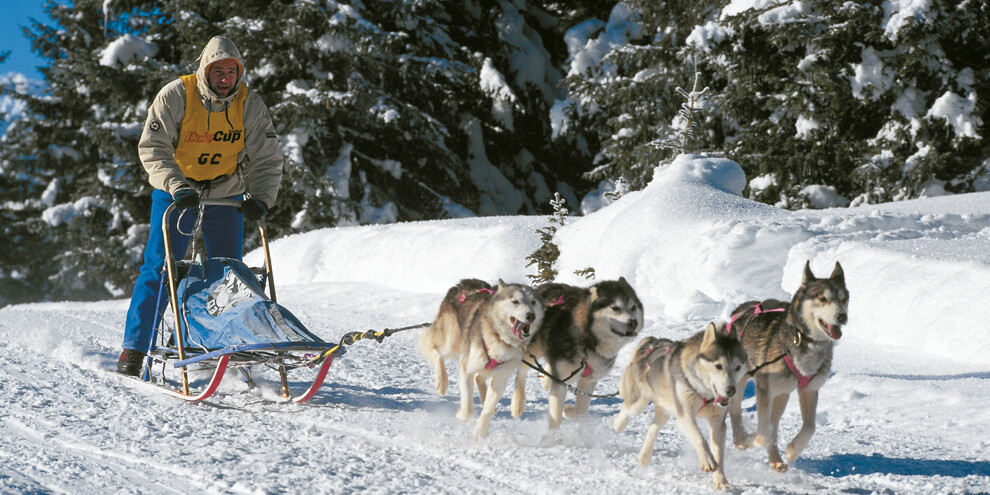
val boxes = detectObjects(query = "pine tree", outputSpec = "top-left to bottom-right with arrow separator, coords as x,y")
526,192 -> 568,286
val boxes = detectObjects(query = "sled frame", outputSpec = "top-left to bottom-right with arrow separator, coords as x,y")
147,198 -> 337,402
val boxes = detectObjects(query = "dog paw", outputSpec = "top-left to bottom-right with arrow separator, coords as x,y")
733,433 -> 754,450
472,426 -> 489,443
770,460 -> 788,473
637,450 -> 654,467
563,405 -> 583,420
434,376 -> 447,395
752,433 -> 768,447
699,456 -> 718,473
455,409 -> 473,423
711,473 -> 730,491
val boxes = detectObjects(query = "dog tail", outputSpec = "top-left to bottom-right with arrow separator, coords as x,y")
620,337 -> 666,403
618,355 -> 640,404
418,295 -> 458,358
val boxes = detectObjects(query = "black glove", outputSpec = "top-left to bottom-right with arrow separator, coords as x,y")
173,188 -> 199,210
239,198 -> 269,222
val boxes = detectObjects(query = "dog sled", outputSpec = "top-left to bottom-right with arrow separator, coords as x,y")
140,198 -> 343,403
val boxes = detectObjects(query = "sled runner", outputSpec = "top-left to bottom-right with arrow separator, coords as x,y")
142,199 -> 341,403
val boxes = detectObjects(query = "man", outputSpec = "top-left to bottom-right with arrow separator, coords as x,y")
117,36 -> 284,376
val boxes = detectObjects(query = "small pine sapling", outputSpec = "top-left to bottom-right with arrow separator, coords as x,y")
651,72 -> 709,158
526,193 -> 568,286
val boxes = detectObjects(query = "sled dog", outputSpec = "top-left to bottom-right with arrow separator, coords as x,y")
510,278 -> 643,429
418,279 -> 545,441
727,261 -> 848,472
613,322 -> 747,490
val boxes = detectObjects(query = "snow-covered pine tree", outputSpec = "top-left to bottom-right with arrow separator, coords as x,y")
712,0 -> 988,207
556,0 -> 988,207
553,0 -> 726,190
0,0 -> 588,304
0,0 -> 167,302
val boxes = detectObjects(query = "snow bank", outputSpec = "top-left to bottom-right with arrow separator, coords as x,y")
252,154 -> 990,366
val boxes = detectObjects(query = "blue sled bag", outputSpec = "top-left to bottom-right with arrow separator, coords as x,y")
176,257 -> 322,350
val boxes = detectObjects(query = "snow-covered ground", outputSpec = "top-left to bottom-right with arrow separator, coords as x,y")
2,155 -> 989,494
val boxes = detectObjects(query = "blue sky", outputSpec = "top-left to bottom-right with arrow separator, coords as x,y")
2,0 -> 48,78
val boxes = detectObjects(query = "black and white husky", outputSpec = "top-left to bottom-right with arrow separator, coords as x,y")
510,278 -> 643,429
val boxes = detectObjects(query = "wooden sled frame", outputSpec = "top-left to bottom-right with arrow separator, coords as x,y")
147,198 -> 338,403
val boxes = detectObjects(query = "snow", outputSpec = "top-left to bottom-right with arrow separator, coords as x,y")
3,154 -> 990,493
927,91 -> 983,140
849,46 -> 893,101
564,4 -> 642,79
98,34 -> 158,68
882,0 -> 934,41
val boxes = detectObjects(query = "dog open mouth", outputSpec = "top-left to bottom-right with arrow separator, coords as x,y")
611,326 -> 638,338
510,317 -> 530,340
715,395 -> 729,407
820,319 -> 843,339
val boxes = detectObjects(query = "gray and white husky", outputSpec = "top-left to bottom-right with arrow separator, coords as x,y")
418,279 -> 545,442
613,322 -> 748,491
727,261 -> 849,472
510,278 -> 643,429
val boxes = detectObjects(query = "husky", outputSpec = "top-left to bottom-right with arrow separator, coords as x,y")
418,278 -> 546,441
510,278 -> 643,429
613,322 -> 748,491
727,261 -> 848,472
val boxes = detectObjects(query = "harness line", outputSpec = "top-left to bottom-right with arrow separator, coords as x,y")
521,354 -> 619,399
308,322 -> 431,364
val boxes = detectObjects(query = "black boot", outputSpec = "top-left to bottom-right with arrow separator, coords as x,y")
117,349 -> 145,377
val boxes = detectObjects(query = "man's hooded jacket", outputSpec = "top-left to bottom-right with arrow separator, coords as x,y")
138,36 -> 283,209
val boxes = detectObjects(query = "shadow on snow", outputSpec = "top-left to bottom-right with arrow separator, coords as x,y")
795,453 -> 990,478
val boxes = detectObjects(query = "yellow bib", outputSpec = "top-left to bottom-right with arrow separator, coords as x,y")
174,74 -> 247,181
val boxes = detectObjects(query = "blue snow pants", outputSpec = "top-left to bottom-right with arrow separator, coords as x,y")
121,189 -> 244,353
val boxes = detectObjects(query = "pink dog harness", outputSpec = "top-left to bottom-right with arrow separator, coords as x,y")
482,339 -> 501,369
784,356 -> 814,388
726,302 -> 785,340
459,287 -> 494,303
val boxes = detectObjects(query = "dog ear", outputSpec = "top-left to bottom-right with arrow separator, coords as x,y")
830,261 -> 844,284
497,279 -> 507,291
702,321 -> 718,347
802,260 -> 815,284
589,286 -> 599,302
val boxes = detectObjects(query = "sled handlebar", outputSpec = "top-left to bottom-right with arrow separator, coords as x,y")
162,198 -> 268,228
